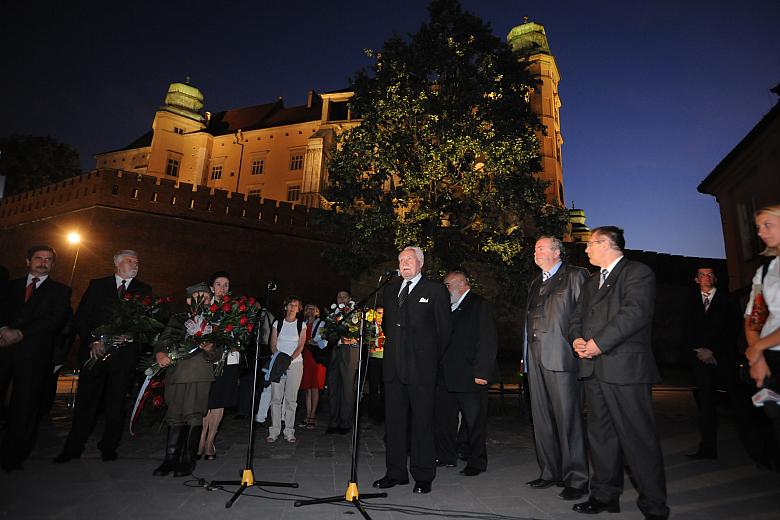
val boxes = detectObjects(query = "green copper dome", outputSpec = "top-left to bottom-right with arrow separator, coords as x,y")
161,81 -> 205,122
507,20 -> 552,57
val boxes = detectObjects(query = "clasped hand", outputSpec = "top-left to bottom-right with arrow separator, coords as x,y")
573,337 -> 602,359
0,327 -> 23,347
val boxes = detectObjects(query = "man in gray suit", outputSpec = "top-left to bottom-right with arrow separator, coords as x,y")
524,236 -> 589,500
569,226 -> 669,520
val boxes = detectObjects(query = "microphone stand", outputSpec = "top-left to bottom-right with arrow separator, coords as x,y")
294,272 -> 397,519
210,283 -> 298,508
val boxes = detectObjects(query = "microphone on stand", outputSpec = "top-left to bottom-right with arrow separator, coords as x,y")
379,269 -> 400,282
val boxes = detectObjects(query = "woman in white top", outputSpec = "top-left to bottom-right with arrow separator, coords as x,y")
744,204 -> 780,446
267,296 -> 307,443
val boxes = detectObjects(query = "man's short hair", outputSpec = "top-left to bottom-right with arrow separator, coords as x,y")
446,268 -> 470,285
27,245 -> 57,262
283,295 -> 302,308
209,270 -> 231,287
113,249 -> 139,265
400,246 -> 425,266
591,226 -> 625,251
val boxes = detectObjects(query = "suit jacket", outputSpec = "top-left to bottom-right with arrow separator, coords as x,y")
525,263 -> 588,372
0,276 -> 71,362
684,287 -> 740,365
74,275 -> 152,360
440,291 -> 498,392
569,258 -> 661,385
153,312 -> 218,385
382,275 -> 452,385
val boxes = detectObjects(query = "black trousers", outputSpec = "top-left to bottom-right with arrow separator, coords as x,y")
366,357 -> 384,421
384,377 -> 436,482
527,342 -> 588,489
691,358 -> 737,453
584,378 -> 669,518
63,345 -> 138,455
434,382 -> 488,470
0,346 -> 49,468
326,344 -> 359,429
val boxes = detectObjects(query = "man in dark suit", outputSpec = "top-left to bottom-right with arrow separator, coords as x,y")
434,269 -> 497,477
685,265 -> 740,459
569,227 -> 669,520
373,246 -> 452,494
0,245 -> 71,471
524,236 -> 589,500
55,249 -> 152,463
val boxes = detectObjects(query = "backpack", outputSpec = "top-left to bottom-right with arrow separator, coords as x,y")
275,317 -> 304,336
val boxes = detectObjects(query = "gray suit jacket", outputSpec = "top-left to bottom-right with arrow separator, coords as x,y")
568,258 -> 661,385
525,263 -> 588,372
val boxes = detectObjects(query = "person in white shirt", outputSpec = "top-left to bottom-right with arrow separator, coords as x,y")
267,296 -> 306,443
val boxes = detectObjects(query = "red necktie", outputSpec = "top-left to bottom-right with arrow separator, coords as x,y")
25,277 -> 40,303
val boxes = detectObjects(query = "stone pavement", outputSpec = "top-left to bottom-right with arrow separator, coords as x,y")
1,388 -> 779,520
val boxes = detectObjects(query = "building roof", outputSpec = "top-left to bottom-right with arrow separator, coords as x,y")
698,100 -> 780,194
95,129 -> 153,156
206,98 -> 323,136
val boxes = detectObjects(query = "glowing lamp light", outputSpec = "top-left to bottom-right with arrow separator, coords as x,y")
67,232 -> 81,244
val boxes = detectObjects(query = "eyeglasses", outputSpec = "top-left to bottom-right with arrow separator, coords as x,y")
585,239 -> 607,247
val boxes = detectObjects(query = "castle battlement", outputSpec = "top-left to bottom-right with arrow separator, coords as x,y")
0,169 -> 325,239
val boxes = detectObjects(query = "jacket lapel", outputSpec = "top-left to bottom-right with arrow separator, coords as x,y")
589,258 -> 627,307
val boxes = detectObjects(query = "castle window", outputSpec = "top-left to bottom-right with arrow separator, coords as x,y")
286,183 -> 301,202
251,159 -> 264,176
165,158 -> 180,177
211,165 -> 223,180
289,153 -> 304,171
248,187 -> 262,198
174,127 -> 184,135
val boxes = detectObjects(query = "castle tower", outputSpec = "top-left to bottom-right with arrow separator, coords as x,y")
568,202 -> 591,243
507,19 -> 565,206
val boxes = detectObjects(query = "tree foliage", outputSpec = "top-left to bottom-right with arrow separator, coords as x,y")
318,0 -> 568,298
0,135 -> 81,196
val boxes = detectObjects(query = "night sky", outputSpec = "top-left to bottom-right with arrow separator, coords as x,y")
2,1 -> 779,259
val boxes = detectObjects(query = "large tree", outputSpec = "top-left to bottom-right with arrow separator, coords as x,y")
319,0 -> 568,298
0,135 -> 81,196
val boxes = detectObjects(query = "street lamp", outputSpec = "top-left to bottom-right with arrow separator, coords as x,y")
67,231 -> 81,286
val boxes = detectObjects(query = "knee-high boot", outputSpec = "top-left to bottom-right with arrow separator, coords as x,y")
174,425 -> 202,477
153,426 -> 182,476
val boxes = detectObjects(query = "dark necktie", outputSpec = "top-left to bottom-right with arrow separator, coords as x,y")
24,277 -> 40,303
542,271 -> 550,282
703,294 -> 710,312
118,279 -> 127,298
599,268 -> 608,289
398,280 -> 412,308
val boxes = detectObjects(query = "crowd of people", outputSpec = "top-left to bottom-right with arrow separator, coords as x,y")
1,204 -> 779,520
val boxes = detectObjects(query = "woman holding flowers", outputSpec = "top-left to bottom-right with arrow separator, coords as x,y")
152,282 -> 220,477
198,271 -> 239,460
267,295 -> 307,443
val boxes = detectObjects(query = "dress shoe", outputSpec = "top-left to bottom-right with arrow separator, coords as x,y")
525,478 -> 563,489
101,450 -> 118,462
204,453 -> 216,460
436,459 -> 456,468
685,449 -> 717,460
413,481 -> 432,494
459,466 -> 482,476
372,476 -> 409,489
558,487 -> 587,501
53,452 -> 80,464
572,497 -> 620,514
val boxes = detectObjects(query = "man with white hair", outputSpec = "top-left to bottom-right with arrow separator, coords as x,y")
373,246 -> 452,494
55,250 -> 152,464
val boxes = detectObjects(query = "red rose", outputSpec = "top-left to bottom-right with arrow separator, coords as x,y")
247,323 -> 254,333
149,379 -> 163,389
239,304 -> 247,312
123,292 -> 133,300
152,395 -> 164,409
156,297 -> 164,305
223,295 -> 231,303
239,316 -> 248,326
248,297 -> 256,305
195,330 -> 202,337
225,324 -> 234,333
222,303 -> 231,312
166,296 -> 174,303
209,304 -> 219,313
142,296 -> 152,306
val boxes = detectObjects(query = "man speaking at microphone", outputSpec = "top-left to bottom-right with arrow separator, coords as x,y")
373,246 -> 451,494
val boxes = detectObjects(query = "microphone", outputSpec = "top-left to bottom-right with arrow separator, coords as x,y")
382,269 -> 400,278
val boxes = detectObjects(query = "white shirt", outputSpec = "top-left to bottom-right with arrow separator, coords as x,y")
601,256 -> 624,282
26,274 -> 48,288
276,319 -> 306,363
451,289 -> 470,312
399,272 -> 422,296
745,257 -> 780,352
702,288 -> 717,305
115,274 -> 134,289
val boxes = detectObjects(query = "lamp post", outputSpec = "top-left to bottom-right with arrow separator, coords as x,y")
67,231 -> 81,287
